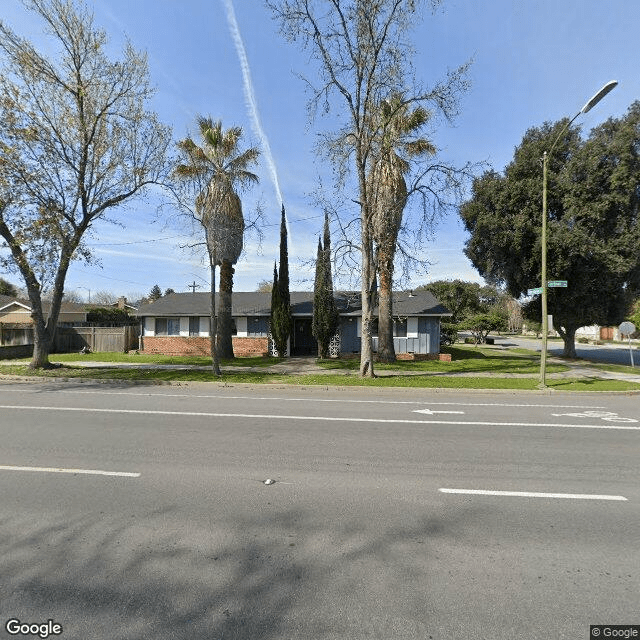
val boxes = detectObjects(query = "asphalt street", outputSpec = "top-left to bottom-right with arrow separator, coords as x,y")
493,334 -> 639,367
0,381 -> 638,639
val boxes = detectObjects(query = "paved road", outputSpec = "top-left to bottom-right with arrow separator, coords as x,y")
0,381 -> 638,639
493,334 -> 639,367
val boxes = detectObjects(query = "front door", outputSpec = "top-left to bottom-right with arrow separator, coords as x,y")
292,318 -> 316,356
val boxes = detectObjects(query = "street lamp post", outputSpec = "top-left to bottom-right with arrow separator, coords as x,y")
539,80 -> 617,388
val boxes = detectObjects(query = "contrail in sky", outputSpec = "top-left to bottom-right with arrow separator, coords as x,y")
222,0 -> 284,211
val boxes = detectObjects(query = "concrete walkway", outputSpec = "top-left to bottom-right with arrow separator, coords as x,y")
2,354 -> 640,384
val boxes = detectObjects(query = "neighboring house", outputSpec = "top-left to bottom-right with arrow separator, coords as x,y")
108,297 -> 138,312
576,325 -> 631,341
0,298 -> 90,325
0,299 -> 92,347
135,290 -> 451,358
0,298 -> 139,352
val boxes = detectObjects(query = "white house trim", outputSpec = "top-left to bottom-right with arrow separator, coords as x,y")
0,301 -> 31,312
407,317 -> 418,338
235,316 -> 248,337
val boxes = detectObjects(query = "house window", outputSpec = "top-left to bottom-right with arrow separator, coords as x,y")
365,318 -> 378,337
155,317 -> 180,336
189,316 -> 200,336
393,318 -> 407,337
248,317 -> 268,337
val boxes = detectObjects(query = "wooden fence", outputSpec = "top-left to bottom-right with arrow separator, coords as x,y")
0,323 -> 140,353
0,324 -> 33,346
54,325 -> 140,353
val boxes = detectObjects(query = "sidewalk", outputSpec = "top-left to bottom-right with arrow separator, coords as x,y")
2,354 -> 640,384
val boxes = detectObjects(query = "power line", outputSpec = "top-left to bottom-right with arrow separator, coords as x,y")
91,216 -> 322,245
91,234 -> 191,247
261,214 -> 323,228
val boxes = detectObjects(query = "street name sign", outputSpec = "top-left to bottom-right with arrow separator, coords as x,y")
527,287 -> 543,295
548,280 -> 568,287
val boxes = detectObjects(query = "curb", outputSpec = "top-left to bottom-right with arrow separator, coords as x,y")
1,372 -> 639,396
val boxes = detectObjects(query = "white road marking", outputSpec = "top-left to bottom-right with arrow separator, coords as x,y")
439,488 -> 628,501
52,390 -> 607,410
551,410 -> 637,423
0,465 -> 140,477
414,409 -> 465,415
1,405 -> 639,430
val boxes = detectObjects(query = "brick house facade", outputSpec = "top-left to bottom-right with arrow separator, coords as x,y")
135,291 -> 451,358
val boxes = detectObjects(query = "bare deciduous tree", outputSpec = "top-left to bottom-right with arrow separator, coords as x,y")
268,0 -> 473,376
0,0 -> 171,368
90,290 -> 117,305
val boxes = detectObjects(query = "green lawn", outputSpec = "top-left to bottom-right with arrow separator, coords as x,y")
1,363 -> 638,392
0,364 -> 282,385
318,345 -> 569,375
36,352 -> 282,368
2,344 -> 638,392
578,361 -> 639,375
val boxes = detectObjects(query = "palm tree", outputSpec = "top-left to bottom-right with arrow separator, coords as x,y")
175,117 -> 259,364
369,95 -> 435,362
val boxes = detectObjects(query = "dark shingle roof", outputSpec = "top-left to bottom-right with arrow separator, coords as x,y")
136,291 -> 450,317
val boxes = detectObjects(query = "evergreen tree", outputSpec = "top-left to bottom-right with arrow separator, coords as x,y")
270,261 -> 287,356
149,285 -> 162,301
313,213 -> 339,358
270,205 -> 293,356
0,278 -> 18,297
461,103 -> 640,357
278,205 -> 291,310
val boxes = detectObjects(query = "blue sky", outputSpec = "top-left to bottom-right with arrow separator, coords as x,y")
2,0 -> 639,301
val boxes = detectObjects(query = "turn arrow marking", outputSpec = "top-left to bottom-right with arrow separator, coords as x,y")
413,409 -> 465,415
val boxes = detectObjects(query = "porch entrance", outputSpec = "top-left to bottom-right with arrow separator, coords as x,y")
291,318 -> 316,356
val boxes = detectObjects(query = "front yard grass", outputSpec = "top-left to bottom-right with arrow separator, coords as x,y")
317,345 -> 569,375
1,344 -> 638,391
1,363 -> 639,392
19,352 -> 282,368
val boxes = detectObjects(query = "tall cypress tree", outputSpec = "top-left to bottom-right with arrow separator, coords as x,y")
270,205 -> 292,356
313,213 -> 339,358
278,205 -> 291,310
269,262 -> 283,356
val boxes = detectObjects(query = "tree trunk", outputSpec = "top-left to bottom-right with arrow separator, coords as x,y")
218,259 -> 235,359
26,247 -> 74,369
209,259 -> 221,376
30,316 -> 53,369
359,225 -> 376,377
559,325 -> 578,358
377,253 -> 396,363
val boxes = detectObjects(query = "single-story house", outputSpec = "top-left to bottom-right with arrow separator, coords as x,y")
0,298 -> 94,346
135,290 -> 451,358
0,298 -> 91,325
0,298 -> 140,351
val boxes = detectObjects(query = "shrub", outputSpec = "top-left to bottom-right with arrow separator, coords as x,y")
86,307 -> 137,325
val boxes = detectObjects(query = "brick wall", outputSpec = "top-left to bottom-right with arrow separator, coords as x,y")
396,352 -> 451,362
232,337 -> 269,357
141,336 -> 268,357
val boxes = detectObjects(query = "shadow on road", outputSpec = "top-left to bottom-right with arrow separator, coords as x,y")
0,503 -> 482,639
